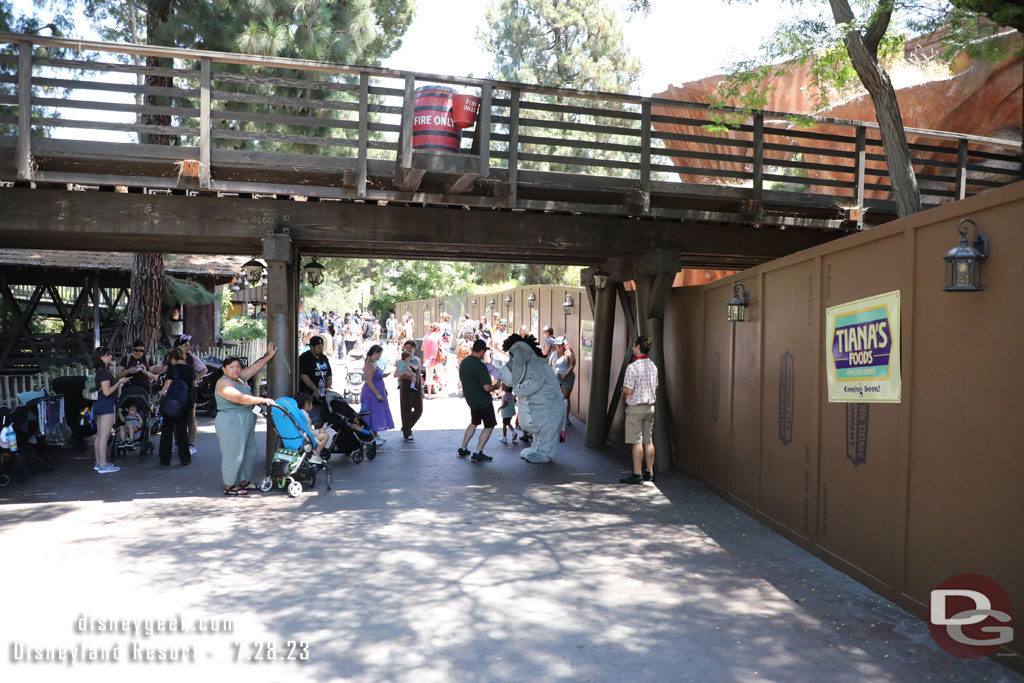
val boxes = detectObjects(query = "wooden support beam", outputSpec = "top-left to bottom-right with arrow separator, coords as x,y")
443,172 -> 478,195
854,126 -> 867,230
751,113 -> 764,207
646,270 -> 675,320
397,74 -> 415,174
357,72 -> 369,198
476,84 -> 491,178
584,282 -> 615,448
954,138 -> 968,201
199,58 -> 211,188
396,166 -> 426,193
16,41 -> 31,180
640,100 -> 651,215
508,88 -> 520,207
0,281 -> 46,371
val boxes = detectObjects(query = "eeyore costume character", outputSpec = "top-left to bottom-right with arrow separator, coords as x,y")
501,334 -> 566,463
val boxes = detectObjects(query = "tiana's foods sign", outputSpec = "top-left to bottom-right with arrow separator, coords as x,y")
825,291 -> 901,403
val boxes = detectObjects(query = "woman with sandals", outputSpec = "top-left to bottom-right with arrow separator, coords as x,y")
214,343 -> 277,496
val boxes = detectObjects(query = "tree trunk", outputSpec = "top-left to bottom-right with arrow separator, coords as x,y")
830,0 -> 922,218
124,253 -> 165,350
141,0 -> 174,146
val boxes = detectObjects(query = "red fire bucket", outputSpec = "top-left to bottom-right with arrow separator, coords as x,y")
452,94 -> 480,129
412,85 -> 459,152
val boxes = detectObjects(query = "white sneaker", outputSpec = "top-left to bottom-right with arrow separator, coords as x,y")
93,461 -> 101,471
499,437 -> 508,444
374,438 -> 385,446
96,463 -> 120,474
189,445 -> 197,456
309,454 -> 325,465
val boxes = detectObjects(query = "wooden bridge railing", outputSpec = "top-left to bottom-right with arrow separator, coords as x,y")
0,33 -> 1020,221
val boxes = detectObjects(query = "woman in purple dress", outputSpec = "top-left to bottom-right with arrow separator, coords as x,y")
360,344 -> 394,446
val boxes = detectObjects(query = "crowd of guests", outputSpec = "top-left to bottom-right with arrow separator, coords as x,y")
83,303 -> 599,491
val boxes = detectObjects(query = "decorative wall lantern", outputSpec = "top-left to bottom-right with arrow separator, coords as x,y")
302,258 -> 325,287
471,298 -> 477,310
405,303 -> 409,312
437,298 -> 444,309
488,296 -> 496,307
424,301 -> 429,309
504,294 -> 513,308
592,268 -> 611,290
241,257 -> 266,286
527,290 -> 536,308
727,283 -> 749,322
944,218 -> 989,292
563,293 -> 575,316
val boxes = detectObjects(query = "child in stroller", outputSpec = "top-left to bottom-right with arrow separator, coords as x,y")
109,385 -> 155,463
322,391 -> 377,463
261,397 -> 331,497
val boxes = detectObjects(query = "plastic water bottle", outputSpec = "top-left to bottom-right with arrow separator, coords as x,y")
2,425 -> 17,453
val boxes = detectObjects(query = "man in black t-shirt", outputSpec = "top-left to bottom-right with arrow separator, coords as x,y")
299,336 -> 332,398
456,339 -> 497,462
117,339 -> 159,391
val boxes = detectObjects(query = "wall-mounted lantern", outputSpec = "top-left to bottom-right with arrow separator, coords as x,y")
424,301 -> 429,309
592,268 -> 611,290
563,293 -> 575,316
241,257 -> 266,286
527,290 -> 536,308
488,296 -> 496,307
471,298 -> 477,311
727,283 -> 749,322
504,294 -> 513,308
944,218 -> 989,292
302,258 -> 325,287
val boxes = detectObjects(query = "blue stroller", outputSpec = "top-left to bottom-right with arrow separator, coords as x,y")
260,397 -> 332,497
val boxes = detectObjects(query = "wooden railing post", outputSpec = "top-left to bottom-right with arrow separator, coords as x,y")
398,74 -> 415,172
508,88 -> 520,207
199,57 -> 211,189
751,113 -> 764,207
854,126 -> 866,230
954,138 -> 968,201
357,71 -> 369,197
16,40 -> 32,181
476,83 -> 491,178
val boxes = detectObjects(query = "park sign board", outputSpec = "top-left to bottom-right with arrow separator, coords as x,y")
825,291 -> 901,403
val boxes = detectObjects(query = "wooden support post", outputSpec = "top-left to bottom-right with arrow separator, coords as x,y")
751,113 -> 764,211
585,282 -> 616,448
93,275 -> 101,349
397,74 -> 415,173
603,283 -> 640,443
954,138 -> 968,201
471,84 -> 492,178
508,89 -> 520,207
16,41 -> 32,181
854,126 -> 866,230
199,58 -> 211,189
357,72 -> 369,197
640,100 -> 651,215
645,272 -> 677,473
262,230 -> 296,470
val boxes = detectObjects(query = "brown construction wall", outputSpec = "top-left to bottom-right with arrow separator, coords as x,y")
652,181 -> 1024,658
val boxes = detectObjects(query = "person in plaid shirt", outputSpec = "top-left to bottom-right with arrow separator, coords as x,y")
620,336 -> 658,485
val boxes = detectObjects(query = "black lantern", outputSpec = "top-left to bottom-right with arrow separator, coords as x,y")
424,301 -> 429,309
527,290 -> 536,308
563,293 -> 574,316
471,298 -> 477,310
504,294 -> 512,308
944,218 -> 989,292
592,268 -> 611,290
302,258 -> 325,287
727,283 -> 749,322
241,257 -> 266,286
488,296 -> 496,307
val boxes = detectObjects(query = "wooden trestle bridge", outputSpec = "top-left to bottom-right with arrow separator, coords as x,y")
0,33 -> 1019,430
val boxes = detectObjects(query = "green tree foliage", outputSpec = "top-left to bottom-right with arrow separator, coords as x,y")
950,0 -> 1023,33
478,0 -> 642,177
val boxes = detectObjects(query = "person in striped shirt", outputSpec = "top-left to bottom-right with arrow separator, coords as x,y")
620,336 -> 658,485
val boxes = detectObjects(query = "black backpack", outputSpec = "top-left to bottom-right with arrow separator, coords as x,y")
160,378 -> 189,419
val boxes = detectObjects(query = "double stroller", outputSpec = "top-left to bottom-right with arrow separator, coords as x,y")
50,375 -> 96,453
0,398 -> 56,485
108,385 -> 157,464
262,397 -> 331,497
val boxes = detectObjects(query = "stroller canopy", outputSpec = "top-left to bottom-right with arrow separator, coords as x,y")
270,397 -> 317,451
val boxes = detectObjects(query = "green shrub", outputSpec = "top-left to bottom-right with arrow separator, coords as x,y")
221,317 -> 266,341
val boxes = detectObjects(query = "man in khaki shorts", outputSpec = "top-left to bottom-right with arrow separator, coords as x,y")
620,336 -> 658,485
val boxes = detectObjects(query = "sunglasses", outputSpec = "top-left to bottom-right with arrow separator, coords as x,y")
133,348 -> 145,352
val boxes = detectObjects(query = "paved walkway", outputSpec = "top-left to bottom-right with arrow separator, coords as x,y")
1,374 -> 1019,682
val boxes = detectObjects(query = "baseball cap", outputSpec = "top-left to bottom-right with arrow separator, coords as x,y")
309,336 -> 324,347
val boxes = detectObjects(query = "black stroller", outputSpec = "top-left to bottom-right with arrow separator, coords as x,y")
51,375 -> 95,453
109,385 -> 156,463
321,392 -> 377,464
0,402 -> 55,483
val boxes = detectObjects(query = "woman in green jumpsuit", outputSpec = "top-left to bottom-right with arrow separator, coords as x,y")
215,343 -> 276,496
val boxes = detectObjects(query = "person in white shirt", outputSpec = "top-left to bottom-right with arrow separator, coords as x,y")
619,336 -> 659,485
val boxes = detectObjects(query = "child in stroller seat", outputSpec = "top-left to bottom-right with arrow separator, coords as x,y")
296,392 -> 330,463
117,403 -> 144,447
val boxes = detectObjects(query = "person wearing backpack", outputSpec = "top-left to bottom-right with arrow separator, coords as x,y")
158,345 -> 195,466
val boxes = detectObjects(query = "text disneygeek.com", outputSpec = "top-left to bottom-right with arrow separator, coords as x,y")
8,615 -> 310,666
